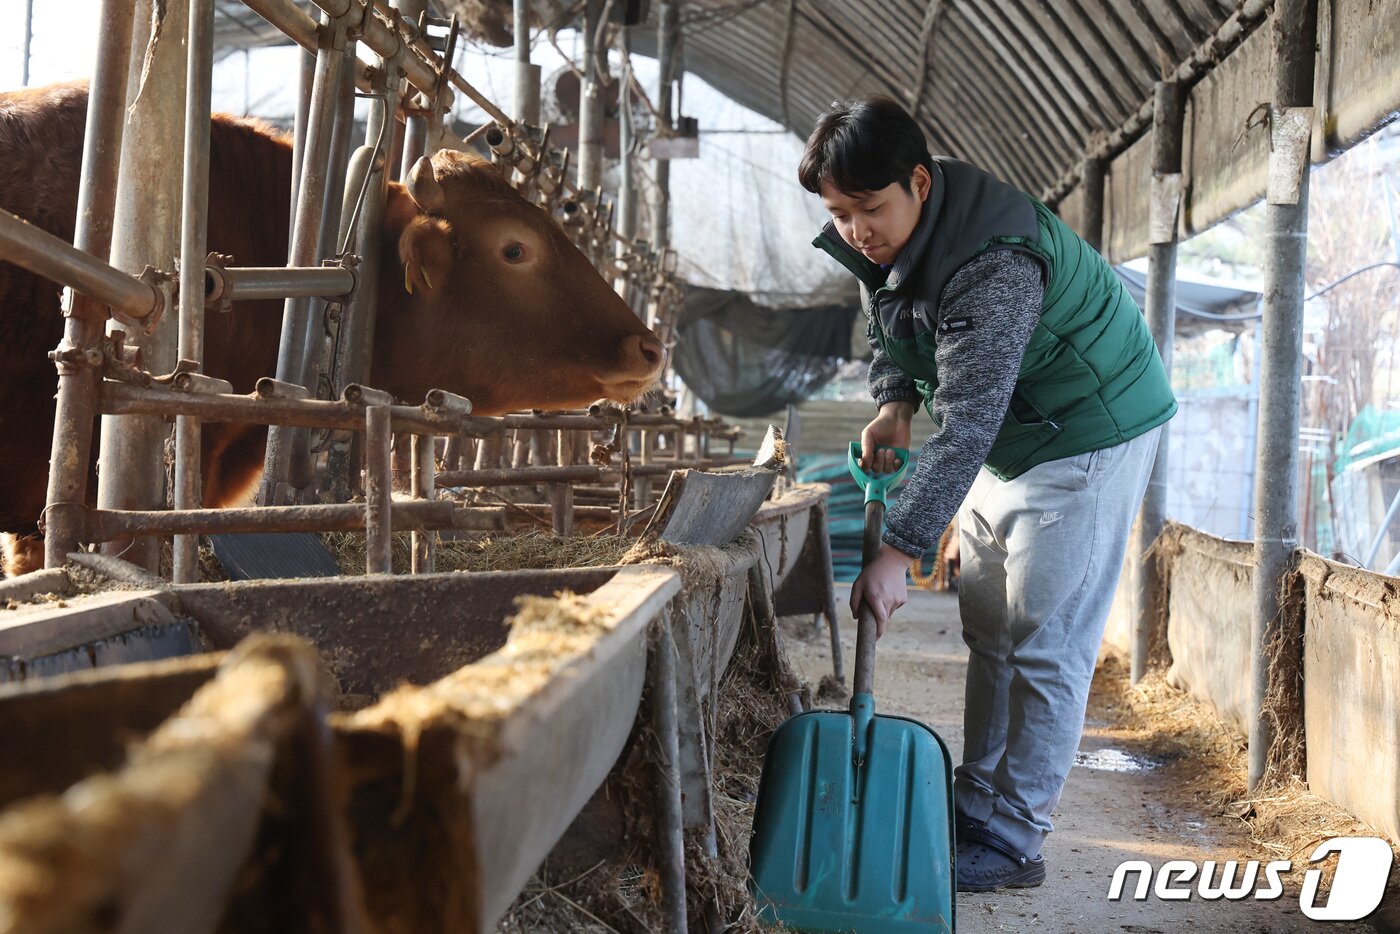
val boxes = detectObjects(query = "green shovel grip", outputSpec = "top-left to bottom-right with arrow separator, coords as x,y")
847,441 -> 910,506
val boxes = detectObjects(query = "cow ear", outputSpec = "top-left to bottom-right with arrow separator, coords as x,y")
406,156 -> 446,213
399,216 -> 454,294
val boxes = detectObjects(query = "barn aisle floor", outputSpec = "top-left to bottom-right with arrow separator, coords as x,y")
781,587 -> 1377,934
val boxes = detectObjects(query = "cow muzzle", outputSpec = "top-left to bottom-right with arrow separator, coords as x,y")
619,333 -> 665,381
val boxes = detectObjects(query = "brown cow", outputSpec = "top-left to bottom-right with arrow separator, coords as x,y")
0,82 -> 664,576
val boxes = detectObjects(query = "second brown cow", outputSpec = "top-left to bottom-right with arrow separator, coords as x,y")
0,82 -> 664,576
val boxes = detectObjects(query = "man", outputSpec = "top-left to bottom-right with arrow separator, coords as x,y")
800,96 -> 1175,892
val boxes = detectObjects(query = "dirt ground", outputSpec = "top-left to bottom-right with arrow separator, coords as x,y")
781,586 -> 1392,934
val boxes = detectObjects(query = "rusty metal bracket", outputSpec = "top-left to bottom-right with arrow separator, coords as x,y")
109,265 -> 170,337
1267,105 -> 1314,205
98,341 -> 153,387
47,338 -> 104,375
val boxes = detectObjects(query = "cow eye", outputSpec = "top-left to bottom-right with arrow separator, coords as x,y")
503,243 -> 526,263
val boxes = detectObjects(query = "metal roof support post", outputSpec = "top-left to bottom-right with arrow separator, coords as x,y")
578,0 -> 607,191
651,0 -> 678,251
261,11 -> 351,505
289,50 -> 316,244
172,0 -> 217,583
97,0 -> 190,572
514,0 -> 541,123
395,0 -> 430,176
1079,155 -> 1106,254
616,28 -> 637,304
1250,0 -> 1318,792
42,0 -> 138,568
1130,80 -> 1185,685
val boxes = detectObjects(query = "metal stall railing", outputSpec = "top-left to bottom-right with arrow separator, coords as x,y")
0,0 -> 711,583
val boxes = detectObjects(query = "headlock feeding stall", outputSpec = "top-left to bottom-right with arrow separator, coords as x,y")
3,0 -> 1400,926
0,0 -> 849,929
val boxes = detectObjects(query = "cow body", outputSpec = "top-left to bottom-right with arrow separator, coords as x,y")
1,82 -> 662,576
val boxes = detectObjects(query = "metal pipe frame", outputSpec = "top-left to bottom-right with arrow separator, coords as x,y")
577,0 -> 606,191
513,0 -> 541,124
97,0 -> 190,572
649,614 -> 689,933
174,0 -> 218,583
261,8 -> 352,505
1131,80 -> 1185,685
103,383 -> 741,441
1249,0 -> 1318,791
365,405 -> 394,573
87,499 -> 487,540
204,262 -> 357,307
650,0 -> 678,251
411,433 -> 436,572
41,0 -> 139,568
0,209 -> 163,325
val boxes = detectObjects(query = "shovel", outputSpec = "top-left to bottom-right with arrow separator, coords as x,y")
750,442 -> 956,932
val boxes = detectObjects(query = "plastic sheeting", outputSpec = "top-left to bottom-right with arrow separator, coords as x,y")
671,286 -> 856,417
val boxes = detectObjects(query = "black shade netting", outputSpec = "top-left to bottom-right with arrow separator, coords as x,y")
671,286 -> 858,418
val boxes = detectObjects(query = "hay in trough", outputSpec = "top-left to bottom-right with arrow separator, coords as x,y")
324,530 -> 633,576
497,577 -> 800,934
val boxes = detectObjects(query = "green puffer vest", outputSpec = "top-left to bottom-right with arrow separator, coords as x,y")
815,158 -> 1177,480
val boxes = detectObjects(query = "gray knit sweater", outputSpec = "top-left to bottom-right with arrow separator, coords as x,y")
869,249 -> 1045,557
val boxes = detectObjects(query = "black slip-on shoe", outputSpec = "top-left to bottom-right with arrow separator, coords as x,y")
956,824 -> 1047,892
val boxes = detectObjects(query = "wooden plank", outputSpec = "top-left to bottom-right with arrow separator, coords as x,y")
0,636 -> 357,934
339,565 -> 683,933
648,467 -> 779,546
0,590 -> 183,659
0,569 -> 73,604
473,566 -> 683,929
0,654 -> 221,808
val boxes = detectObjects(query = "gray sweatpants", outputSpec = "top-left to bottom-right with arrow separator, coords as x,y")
953,426 -> 1162,858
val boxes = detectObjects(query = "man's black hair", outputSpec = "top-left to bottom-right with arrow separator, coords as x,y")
798,95 -> 933,195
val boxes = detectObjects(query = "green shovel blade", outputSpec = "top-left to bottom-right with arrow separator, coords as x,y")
749,707 -> 957,932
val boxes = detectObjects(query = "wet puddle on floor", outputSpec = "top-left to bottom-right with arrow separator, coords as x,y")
1073,747 -> 1159,772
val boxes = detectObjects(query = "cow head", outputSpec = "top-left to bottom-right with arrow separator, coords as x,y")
373,149 -> 664,415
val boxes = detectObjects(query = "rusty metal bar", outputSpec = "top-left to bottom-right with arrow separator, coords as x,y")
649,613 -> 689,933
262,12 -> 349,504
365,405 -> 394,573
86,499 -> 483,540
577,0 -> 605,190
174,0 -> 218,584
288,46 -> 315,240
411,434 -> 435,573
99,0 -> 191,571
336,56 -> 400,400
438,464 -> 612,486
100,382 -> 741,438
0,209 -> 162,324
651,0 -> 679,251
205,263 -> 357,306
513,0 -> 541,123
42,0 -> 139,568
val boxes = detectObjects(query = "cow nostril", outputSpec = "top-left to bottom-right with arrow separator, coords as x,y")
637,336 -> 663,369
